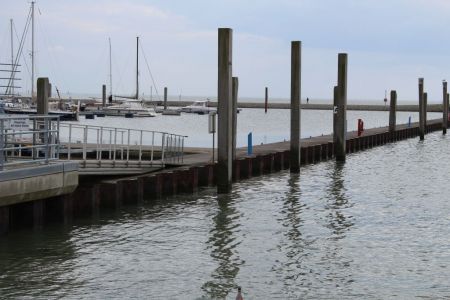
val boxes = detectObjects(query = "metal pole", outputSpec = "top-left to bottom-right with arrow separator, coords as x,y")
109,37 -> 113,98
136,36 -> 139,100
10,19 -> 14,96
0,119 -> 4,171
31,1 -> 35,103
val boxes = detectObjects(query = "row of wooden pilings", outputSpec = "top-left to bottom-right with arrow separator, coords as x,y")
215,27 -> 449,194
0,119 -> 443,235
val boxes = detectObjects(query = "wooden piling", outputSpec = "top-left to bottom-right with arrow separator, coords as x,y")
217,28 -> 233,193
389,90 -> 397,134
418,78 -> 425,140
102,84 -> 106,107
265,87 -> 268,113
424,92 -> 428,130
232,77 -> 238,161
443,81 -> 448,134
290,41 -> 301,173
164,87 -> 168,110
37,77 -> 49,115
334,54 -> 348,161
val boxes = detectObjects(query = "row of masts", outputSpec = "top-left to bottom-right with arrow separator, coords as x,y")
1,1 -> 35,99
3,2 -> 149,103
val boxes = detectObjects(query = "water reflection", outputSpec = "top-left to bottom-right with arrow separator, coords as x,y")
320,162 -> 355,290
201,193 -> 244,299
326,162 -> 354,237
0,228 -> 77,298
277,174 -> 309,295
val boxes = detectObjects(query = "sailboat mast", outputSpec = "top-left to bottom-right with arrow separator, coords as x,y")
136,36 -> 139,100
109,37 -> 112,98
10,19 -> 14,96
31,1 -> 35,101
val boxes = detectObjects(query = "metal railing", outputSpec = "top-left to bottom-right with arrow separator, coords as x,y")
0,115 -> 60,170
58,123 -> 186,168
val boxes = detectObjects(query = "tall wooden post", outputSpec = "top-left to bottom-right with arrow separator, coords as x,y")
418,78 -> 425,140
265,87 -> 268,113
37,77 -> 49,115
334,54 -> 348,162
290,41 -> 301,173
424,92 -> 428,129
232,77 -> 238,161
102,84 -> 106,107
389,90 -> 397,133
217,28 -> 233,193
443,81 -> 448,134
164,87 -> 168,110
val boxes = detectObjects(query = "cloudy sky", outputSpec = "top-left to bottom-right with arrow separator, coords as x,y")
1,0 -> 449,102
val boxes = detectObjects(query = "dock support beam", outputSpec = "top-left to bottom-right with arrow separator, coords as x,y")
164,87 -> 168,110
334,53 -> 348,162
389,90 -> 397,134
37,77 -> 49,115
290,41 -> 301,173
102,84 -> 106,107
443,81 -> 448,134
418,78 -> 425,140
232,77 -> 238,161
217,28 -> 233,193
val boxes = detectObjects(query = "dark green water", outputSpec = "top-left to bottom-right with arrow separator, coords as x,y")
1,132 -> 450,299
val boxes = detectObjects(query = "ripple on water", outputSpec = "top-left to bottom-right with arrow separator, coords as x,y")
1,133 -> 450,299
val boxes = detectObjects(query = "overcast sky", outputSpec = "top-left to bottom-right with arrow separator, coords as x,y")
1,0 -> 449,102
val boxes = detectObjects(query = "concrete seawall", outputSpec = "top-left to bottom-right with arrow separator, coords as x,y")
0,118 -> 444,235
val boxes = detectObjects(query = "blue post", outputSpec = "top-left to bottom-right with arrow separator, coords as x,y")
408,116 -> 411,128
247,132 -> 253,155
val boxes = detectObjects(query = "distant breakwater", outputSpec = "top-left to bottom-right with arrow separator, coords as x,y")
159,101 -> 443,112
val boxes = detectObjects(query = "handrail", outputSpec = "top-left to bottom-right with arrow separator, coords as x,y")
0,116 -> 187,171
0,114 -> 61,170
58,123 -> 187,167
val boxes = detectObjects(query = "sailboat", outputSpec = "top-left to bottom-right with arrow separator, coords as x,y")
1,2 -> 78,120
103,37 -> 157,117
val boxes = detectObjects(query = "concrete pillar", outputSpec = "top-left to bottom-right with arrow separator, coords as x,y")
418,78 -> 425,140
443,81 -> 448,134
217,28 -> 233,193
389,90 -> 397,134
37,77 -> 49,115
290,41 -> 301,173
232,77 -> 238,161
102,84 -> 107,107
164,87 -> 168,110
334,53 -> 348,162
265,87 -> 268,113
424,92 -> 428,130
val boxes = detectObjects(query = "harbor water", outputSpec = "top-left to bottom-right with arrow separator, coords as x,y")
1,126 -> 449,298
71,109 -> 440,147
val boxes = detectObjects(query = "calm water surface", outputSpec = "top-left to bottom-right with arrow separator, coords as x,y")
70,109 -> 441,147
1,133 -> 450,299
